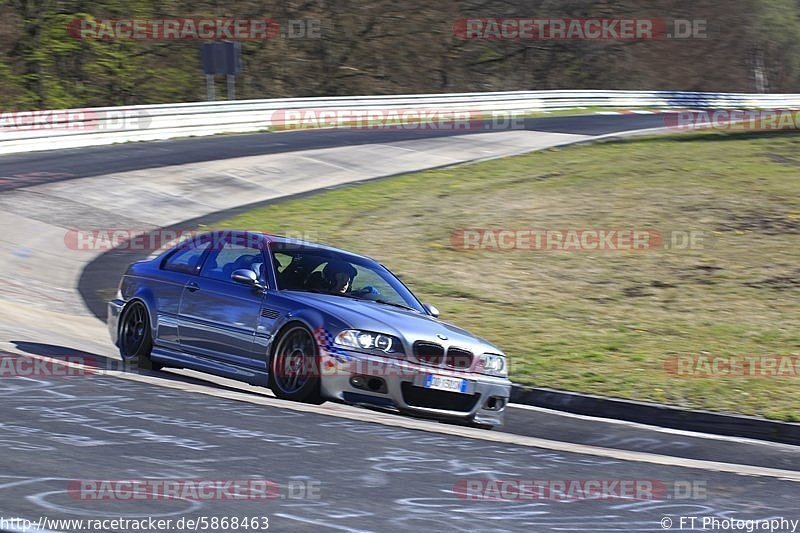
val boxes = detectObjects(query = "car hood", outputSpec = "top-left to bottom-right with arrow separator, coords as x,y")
283,291 -> 504,355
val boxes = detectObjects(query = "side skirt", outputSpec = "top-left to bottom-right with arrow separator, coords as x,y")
151,346 -> 268,387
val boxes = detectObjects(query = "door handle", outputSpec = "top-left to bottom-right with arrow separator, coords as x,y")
186,282 -> 200,292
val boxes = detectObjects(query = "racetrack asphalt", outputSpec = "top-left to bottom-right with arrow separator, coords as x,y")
2,113 -> 798,532
0,113 -> 669,191
1,362 -> 798,531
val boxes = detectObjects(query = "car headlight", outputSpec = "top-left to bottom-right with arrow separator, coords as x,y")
334,329 -> 403,356
478,353 -> 507,377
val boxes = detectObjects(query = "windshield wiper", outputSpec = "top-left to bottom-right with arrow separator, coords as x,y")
370,299 -> 415,311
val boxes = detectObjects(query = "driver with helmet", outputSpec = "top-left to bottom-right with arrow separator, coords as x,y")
307,258 -> 379,297
322,259 -> 357,294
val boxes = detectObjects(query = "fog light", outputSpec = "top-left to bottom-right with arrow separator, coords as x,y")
350,376 -> 367,389
485,396 -> 506,411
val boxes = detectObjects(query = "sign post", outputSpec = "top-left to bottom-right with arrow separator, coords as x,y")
206,74 -> 215,101
227,75 -> 235,100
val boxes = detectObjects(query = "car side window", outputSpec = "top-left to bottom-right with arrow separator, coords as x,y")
273,252 -> 292,273
200,243 -> 266,283
162,242 -> 210,274
272,251 -> 310,290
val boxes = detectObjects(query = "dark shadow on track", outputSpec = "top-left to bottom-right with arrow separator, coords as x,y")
8,340 -> 270,399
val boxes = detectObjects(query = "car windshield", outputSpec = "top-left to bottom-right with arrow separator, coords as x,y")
270,243 -> 424,313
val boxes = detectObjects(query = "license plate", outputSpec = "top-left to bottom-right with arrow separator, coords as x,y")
423,373 -> 469,394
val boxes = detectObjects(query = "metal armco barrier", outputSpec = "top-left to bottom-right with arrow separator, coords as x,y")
2,90 -> 800,155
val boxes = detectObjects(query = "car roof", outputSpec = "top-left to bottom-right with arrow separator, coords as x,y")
193,230 -> 377,263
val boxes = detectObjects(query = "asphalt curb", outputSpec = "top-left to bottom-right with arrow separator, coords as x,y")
510,385 -> 800,446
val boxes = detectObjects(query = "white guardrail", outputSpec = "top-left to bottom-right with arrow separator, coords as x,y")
2,90 -> 800,155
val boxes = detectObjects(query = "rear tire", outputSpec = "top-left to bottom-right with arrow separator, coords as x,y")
119,301 -> 163,371
268,324 -> 323,404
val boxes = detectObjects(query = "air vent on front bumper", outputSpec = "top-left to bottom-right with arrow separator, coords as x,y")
401,382 -> 480,412
260,308 -> 280,319
413,341 -> 444,366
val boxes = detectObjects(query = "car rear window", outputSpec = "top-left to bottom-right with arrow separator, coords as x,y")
162,242 -> 210,274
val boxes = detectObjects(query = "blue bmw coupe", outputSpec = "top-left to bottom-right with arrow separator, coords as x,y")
108,231 -> 511,428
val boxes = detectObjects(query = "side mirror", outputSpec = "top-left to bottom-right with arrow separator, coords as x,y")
423,303 -> 440,318
231,269 -> 264,289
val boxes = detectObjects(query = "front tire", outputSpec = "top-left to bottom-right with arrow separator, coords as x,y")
268,324 -> 323,404
118,301 -> 162,371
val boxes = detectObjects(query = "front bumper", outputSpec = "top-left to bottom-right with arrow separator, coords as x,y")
107,299 -> 125,346
319,350 -> 511,427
